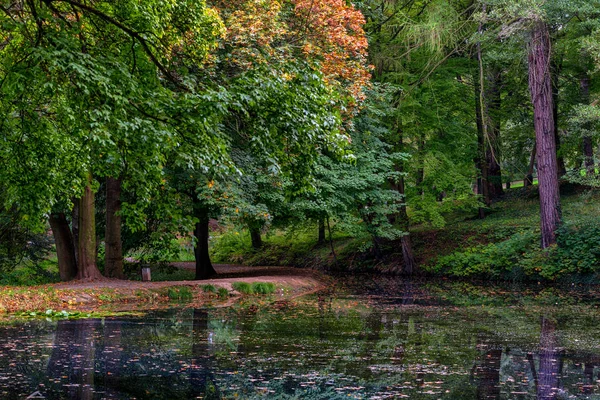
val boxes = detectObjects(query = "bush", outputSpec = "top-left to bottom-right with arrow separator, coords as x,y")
428,217 -> 600,281
218,287 -> 229,299
427,231 -> 537,279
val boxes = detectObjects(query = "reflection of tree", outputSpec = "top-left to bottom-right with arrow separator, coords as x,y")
47,319 -> 100,400
189,309 -> 221,399
474,346 -> 502,400
536,317 -> 562,400
97,319 -> 123,396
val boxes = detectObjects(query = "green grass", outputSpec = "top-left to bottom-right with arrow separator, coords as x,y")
232,281 -> 253,294
251,282 -> 276,294
218,287 -> 229,299
166,286 -> 193,301
201,284 -> 217,293
231,281 -> 276,295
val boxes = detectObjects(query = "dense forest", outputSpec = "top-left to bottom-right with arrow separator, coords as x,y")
1,0 -> 600,284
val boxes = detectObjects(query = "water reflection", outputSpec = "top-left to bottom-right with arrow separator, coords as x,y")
0,283 -> 598,398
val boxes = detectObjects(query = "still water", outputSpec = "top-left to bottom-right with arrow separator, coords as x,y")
0,278 -> 599,399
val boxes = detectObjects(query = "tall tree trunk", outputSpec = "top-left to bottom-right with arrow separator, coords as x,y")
193,203 -> 217,280
249,225 -> 262,250
474,72 -> 489,218
49,213 -> 78,281
580,73 -> 595,170
105,177 -> 124,279
486,69 -> 504,198
317,218 -> 326,244
76,176 -> 103,280
475,13 -> 490,216
551,58 -> 567,178
528,21 -> 561,248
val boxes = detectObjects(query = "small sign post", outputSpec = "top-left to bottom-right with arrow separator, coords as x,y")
141,266 -> 151,282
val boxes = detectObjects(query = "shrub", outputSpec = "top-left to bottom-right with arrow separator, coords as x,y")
217,287 -> 229,299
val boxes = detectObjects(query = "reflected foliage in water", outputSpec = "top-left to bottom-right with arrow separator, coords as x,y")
1,279 -> 600,399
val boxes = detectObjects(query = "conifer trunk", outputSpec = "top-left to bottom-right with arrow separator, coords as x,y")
49,213 -> 78,281
76,176 -> 103,280
105,177 -> 124,278
528,21 -> 561,248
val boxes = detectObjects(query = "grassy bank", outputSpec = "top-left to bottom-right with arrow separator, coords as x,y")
210,187 -> 600,283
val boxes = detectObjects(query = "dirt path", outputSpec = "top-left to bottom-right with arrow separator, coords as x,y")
0,265 -> 330,314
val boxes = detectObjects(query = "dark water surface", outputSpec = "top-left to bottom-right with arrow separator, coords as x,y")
1,278 -> 600,399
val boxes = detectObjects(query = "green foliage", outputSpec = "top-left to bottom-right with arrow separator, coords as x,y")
427,207 -> 600,281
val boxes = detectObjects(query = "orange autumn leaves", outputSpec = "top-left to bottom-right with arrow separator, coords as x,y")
294,0 -> 370,106
209,0 -> 371,109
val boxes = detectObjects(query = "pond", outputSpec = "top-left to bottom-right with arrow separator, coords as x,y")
1,277 -> 600,399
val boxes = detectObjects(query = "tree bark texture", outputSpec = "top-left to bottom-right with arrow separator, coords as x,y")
528,21 -> 561,248
105,177 -> 124,279
71,199 -> 79,265
249,225 -> 262,249
76,178 -> 103,280
49,213 -> 78,281
580,73 -> 595,170
193,204 -> 217,280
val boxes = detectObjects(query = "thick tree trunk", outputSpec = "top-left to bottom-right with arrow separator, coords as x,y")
76,178 -> 103,280
105,177 -> 124,279
318,218 -> 326,244
528,21 -> 561,248
486,69 -> 504,198
249,225 -> 262,250
580,74 -> 595,170
193,204 -> 217,280
49,213 -> 78,281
